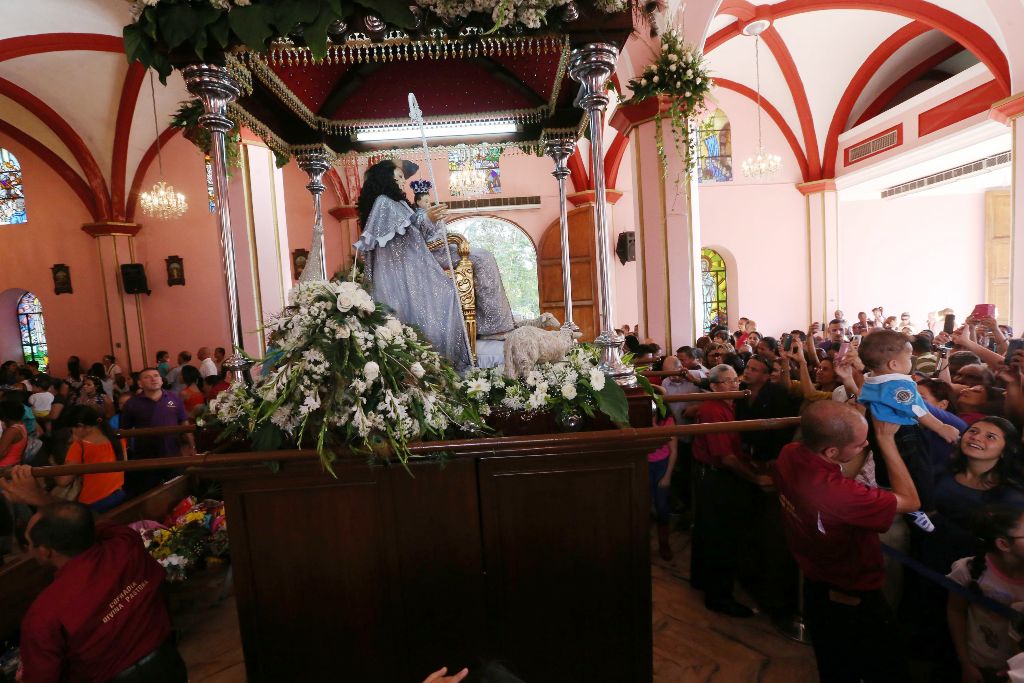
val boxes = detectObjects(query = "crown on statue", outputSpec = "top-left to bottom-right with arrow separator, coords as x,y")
410,179 -> 432,195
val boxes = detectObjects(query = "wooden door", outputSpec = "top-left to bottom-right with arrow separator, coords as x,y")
538,206 -> 598,341
985,190 -> 1011,324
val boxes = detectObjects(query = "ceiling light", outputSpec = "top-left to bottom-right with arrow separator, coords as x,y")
355,121 -> 517,142
140,71 -> 187,219
742,32 -> 782,180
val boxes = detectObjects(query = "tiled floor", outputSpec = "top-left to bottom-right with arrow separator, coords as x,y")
177,530 -> 819,682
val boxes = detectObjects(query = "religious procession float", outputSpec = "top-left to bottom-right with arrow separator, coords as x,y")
4,2 -> 733,681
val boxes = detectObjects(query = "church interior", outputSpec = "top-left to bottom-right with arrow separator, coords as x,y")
2,0 -> 1024,681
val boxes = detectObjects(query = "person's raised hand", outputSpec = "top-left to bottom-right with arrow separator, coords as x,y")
422,667 -> 469,683
426,203 -> 448,223
0,464 -> 48,506
786,338 -> 806,363
936,422 -> 961,445
873,419 -> 900,441
834,359 -> 855,382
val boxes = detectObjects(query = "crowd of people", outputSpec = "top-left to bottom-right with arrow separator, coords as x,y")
0,346 -> 228,553
631,307 -> 1024,681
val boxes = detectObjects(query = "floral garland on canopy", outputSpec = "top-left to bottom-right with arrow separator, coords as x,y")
622,28 -> 713,179
123,0 -> 634,83
206,279 -> 486,472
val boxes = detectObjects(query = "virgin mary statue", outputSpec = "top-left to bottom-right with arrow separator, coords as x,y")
354,159 -> 472,371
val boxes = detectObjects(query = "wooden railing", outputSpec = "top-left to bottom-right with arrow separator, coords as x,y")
12,416 -> 802,479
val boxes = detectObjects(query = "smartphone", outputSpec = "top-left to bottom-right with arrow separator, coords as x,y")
851,334 -> 862,349
836,341 -> 851,363
939,347 -> 949,359
943,314 -> 956,334
1007,339 -> 1024,365
782,333 -> 793,352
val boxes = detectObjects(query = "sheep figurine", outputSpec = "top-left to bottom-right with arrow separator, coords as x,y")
515,312 -> 561,330
503,325 -> 581,379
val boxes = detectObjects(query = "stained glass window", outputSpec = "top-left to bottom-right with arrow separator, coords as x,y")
17,292 -> 47,371
701,248 -> 728,334
696,109 -> 733,184
448,145 -> 501,197
0,148 -> 27,224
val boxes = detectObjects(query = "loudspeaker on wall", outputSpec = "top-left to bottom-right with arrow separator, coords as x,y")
121,263 -> 151,295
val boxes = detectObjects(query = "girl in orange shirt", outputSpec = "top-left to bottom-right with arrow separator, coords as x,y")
56,404 -> 126,512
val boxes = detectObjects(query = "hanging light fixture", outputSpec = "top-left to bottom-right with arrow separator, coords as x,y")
741,20 -> 782,180
140,70 -> 188,219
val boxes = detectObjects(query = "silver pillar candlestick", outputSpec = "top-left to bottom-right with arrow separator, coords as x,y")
183,63 -> 250,382
295,146 -> 334,283
544,138 -> 580,336
569,44 -> 636,387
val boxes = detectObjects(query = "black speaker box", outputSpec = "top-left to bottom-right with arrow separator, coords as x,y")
616,231 -> 636,265
121,263 -> 151,295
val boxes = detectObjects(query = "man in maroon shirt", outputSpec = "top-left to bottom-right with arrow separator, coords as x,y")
772,401 -> 920,682
690,364 -> 771,618
1,465 -> 187,682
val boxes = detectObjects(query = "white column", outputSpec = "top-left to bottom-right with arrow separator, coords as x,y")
991,93 -> 1024,329
798,180 -> 840,326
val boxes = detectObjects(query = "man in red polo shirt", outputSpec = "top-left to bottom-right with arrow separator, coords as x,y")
1,465 -> 187,682
772,401 -> 920,683
690,364 -> 771,618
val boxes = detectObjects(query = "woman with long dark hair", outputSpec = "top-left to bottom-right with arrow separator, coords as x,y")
54,404 -> 126,512
354,159 -> 471,370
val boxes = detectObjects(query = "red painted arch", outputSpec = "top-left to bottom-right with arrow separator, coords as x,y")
0,120 -> 99,220
761,26 -> 821,179
708,0 -> 1009,94
821,21 -> 931,177
111,62 -> 146,221
566,149 -> 590,193
713,78 -> 811,181
0,76 -> 112,219
0,33 -> 124,63
852,42 -> 965,127
126,127 -> 182,223
603,131 -> 630,189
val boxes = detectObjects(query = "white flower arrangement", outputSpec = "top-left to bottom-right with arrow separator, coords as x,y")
461,344 -> 629,426
415,0 -> 628,30
623,28 -> 713,179
208,280 -> 485,472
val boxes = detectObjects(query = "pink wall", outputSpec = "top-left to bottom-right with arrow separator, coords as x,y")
696,88 -> 810,336
0,132 -> 110,372
132,134 -> 232,364
838,192 -> 986,325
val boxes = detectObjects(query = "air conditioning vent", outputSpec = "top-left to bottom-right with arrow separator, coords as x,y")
881,151 -> 1011,199
846,128 -> 900,164
447,195 -> 540,212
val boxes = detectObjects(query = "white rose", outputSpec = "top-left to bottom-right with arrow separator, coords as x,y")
669,64 -> 677,72
652,76 -> 659,84
668,53 -> 678,62
359,296 -> 375,313
696,77 -> 702,85
685,91 -> 692,97
234,0 -> 251,5
561,384 -> 577,400
336,292 -> 355,312
589,368 -> 606,391
640,78 -> 647,87
411,362 -> 425,379
386,318 -> 403,336
686,69 -> 693,78
364,361 -> 380,382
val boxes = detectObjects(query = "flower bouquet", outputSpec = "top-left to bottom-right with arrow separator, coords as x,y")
622,29 -> 713,178
207,280 -> 486,472
132,496 -> 229,582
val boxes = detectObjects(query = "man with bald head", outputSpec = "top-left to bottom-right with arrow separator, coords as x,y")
197,346 -> 217,381
772,402 -> 920,682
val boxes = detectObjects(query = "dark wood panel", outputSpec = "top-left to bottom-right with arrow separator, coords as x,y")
222,464 -> 405,683
477,450 -> 652,683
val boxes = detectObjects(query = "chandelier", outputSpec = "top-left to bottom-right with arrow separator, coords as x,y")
140,71 -> 188,219
741,21 -> 782,180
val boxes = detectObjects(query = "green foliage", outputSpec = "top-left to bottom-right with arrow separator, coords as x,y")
447,218 -> 540,319
594,379 -> 629,425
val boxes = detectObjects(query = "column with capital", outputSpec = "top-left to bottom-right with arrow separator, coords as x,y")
611,96 -> 704,352
797,179 -> 840,327
569,43 -> 636,386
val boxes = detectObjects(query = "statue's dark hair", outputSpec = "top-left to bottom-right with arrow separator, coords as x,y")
358,160 -> 409,229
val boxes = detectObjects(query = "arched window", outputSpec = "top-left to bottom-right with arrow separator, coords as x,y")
0,148 -> 27,224
17,292 -> 47,370
696,109 -> 733,184
701,248 -> 728,334
447,216 -> 539,318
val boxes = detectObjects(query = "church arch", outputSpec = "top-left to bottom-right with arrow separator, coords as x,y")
446,215 -> 540,319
